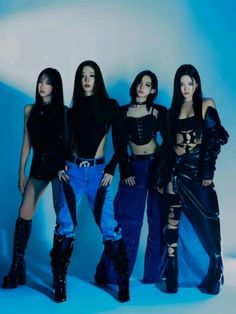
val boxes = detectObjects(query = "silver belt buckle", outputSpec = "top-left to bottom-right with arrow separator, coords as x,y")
79,160 -> 90,167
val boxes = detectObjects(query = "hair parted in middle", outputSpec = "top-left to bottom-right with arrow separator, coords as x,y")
71,60 -> 109,110
129,70 -> 158,108
168,64 -> 203,143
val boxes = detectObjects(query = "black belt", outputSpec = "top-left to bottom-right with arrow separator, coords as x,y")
68,156 -> 105,167
130,154 -> 156,161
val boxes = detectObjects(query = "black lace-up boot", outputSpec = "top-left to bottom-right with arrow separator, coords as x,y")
50,234 -> 74,303
2,217 -> 32,289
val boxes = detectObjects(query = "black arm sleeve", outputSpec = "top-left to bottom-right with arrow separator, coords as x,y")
108,100 -> 133,179
159,106 -> 168,145
104,153 -> 118,176
200,107 -> 229,180
153,107 -> 173,188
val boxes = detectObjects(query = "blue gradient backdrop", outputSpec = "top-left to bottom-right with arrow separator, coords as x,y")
0,0 -> 235,282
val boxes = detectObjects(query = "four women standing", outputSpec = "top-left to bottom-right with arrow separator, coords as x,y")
2,63 -> 228,302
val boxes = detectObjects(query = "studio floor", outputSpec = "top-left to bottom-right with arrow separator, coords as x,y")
1,258 -> 236,314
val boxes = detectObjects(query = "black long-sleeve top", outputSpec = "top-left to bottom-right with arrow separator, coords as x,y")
66,95 -> 129,179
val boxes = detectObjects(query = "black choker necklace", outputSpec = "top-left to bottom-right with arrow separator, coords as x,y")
133,102 -> 146,107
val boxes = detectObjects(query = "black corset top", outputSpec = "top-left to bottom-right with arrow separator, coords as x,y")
126,114 -> 158,145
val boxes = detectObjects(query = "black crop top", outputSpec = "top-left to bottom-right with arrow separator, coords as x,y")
126,107 -> 159,145
104,103 -> 167,176
125,104 -> 167,146
27,104 -> 65,155
67,95 -> 128,161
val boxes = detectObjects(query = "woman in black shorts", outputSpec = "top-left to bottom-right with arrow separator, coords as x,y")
2,68 -> 66,290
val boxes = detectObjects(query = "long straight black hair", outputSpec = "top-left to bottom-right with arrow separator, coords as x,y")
129,70 -> 158,110
71,60 -> 109,110
31,67 -> 65,131
69,60 -> 110,150
34,67 -> 64,109
168,64 -> 203,144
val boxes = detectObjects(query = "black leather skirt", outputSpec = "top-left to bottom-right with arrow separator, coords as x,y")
172,147 -> 221,257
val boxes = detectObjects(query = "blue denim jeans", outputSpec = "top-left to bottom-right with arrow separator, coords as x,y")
95,155 -> 166,283
56,159 -> 121,241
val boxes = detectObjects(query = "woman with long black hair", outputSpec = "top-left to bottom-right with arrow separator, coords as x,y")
51,60 -> 130,303
157,64 -> 229,294
95,70 -> 167,285
2,68 -> 66,290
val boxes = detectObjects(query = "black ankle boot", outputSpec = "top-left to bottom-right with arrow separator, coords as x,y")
2,217 -> 32,289
50,234 -> 74,303
205,255 -> 223,295
166,254 -> 178,293
104,239 -> 130,302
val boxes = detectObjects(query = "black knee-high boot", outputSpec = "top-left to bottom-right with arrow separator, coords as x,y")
50,234 -> 74,303
2,217 -> 32,289
104,239 -> 130,302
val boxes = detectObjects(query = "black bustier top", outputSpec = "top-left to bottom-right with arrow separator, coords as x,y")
27,104 -> 65,154
125,104 -> 167,146
104,103 -> 167,177
126,110 -> 157,145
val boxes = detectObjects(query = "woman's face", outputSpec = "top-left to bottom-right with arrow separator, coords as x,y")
38,74 -> 53,103
136,75 -> 155,102
81,65 -> 95,96
180,75 -> 198,102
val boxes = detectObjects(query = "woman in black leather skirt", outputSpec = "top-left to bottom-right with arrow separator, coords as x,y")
2,68 -> 66,290
157,64 -> 229,294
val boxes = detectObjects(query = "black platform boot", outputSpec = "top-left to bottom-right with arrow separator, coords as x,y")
166,253 -> 178,293
50,234 -> 74,303
205,254 -> 224,295
2,217 -> 32,289
104,239 -> 130,302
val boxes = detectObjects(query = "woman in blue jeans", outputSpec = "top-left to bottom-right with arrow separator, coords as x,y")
95,70 -> 167,284
51,60 -> 131,303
